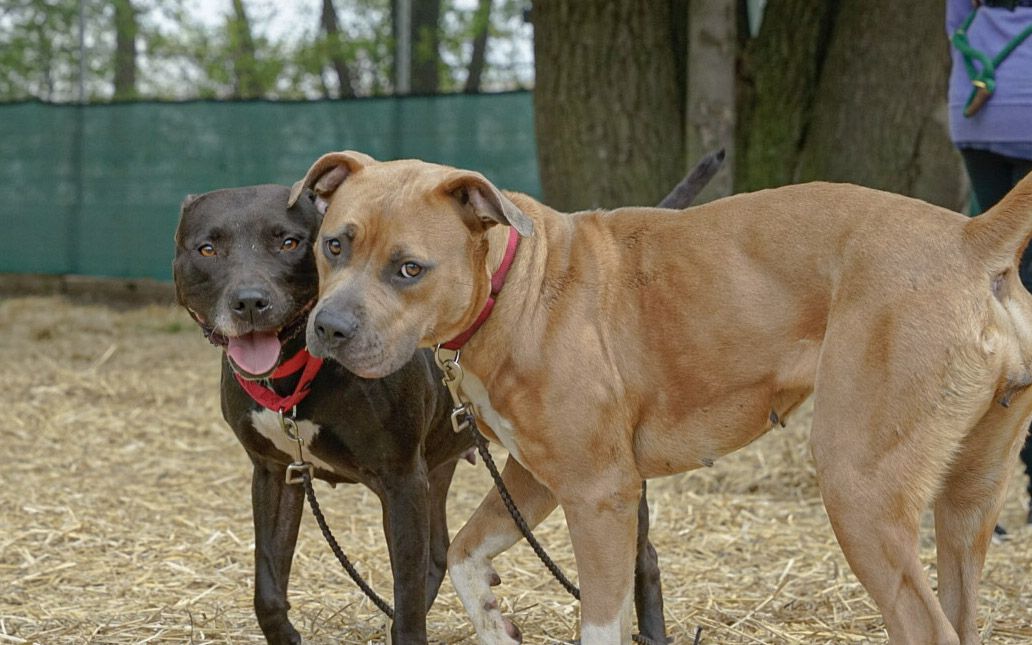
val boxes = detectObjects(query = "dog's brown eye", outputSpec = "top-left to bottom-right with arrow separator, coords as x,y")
281,237 -> 300,251
325,238 -> 342,257
198,243 -> 216,257
399,262 -> 423,279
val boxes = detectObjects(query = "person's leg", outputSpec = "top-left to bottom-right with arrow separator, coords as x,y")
961,148 -> 1032,536
1020,431 -> 1032,525
1007,156 -> 1032,290
960,148 -> 1015,214
1005,157 -> 1032,525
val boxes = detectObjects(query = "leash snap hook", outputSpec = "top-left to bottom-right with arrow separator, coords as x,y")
449,402 -> 474,434
279,406 -> 311,484
434,345 -> 473,433
285,461 -> 313,485
278,407 -> 303,443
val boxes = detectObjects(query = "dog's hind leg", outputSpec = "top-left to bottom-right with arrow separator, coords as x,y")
634,481 -> 668,644
808,319 -> 974,644
811,413 -> 960,643
426,458 -> 458,609
934,404 -> 1030,644
448,455 -> 558,644
251,461 -> 304,645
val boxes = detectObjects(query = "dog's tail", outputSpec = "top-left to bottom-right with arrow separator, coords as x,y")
657,148 -> 725,209
964,171 -> 1032,266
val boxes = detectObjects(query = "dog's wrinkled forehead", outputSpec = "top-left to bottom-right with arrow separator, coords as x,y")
325,161 -> 520,231
177,184 -> 319,244
319,163 -> 472,239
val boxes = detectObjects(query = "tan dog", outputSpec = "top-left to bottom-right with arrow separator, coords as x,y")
289,151 -> 1032,644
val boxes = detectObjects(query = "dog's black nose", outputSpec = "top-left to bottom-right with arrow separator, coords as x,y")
231,288 -> 271,318
313,309 -> 360,344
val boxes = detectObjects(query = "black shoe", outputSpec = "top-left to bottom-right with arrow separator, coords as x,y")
992,524 -> 1009,544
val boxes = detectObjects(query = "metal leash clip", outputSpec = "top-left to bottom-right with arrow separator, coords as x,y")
279,407 -> 312,484
433,345 -> 475,434
285,461 -> 313,485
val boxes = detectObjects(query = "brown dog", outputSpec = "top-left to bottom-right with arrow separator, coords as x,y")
289,151 -> 1032,644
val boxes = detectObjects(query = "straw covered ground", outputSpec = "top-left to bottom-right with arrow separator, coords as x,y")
2,296 -> 1031,644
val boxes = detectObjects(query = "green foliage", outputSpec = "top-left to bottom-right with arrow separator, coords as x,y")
0,0 -> 104,101
0,0 -> 532,102
438,0 -> 531,92
291,0 -> 394,98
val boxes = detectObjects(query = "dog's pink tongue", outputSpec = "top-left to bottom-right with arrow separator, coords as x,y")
227,332 -> 281,376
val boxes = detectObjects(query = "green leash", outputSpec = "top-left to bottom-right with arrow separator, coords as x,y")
951,6 -> 1032,117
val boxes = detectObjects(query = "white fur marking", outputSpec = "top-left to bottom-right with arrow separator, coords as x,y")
460,369 -> 522,462
580,589 -> 632,645
250,409 -> 338,473
450,532 -> 521,645
580,618 -> 623,645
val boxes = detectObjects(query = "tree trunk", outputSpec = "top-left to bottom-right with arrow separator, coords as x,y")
463,0 -> 492,93
321,0 -> 357,98
735,0 -> 838,193
113,0 -> 138,101
685,0 -> 736,202
410,0 -> 440,93
229,0 -> 263,99
533,0 -> 685,211
792,0 -> 963,208
392,0 -> 441,94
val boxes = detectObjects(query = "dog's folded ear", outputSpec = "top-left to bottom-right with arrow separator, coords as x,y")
288,150 -> 377,212
439,171 -> 534,237
180,193 -> 200,212
175,194 -> 202,247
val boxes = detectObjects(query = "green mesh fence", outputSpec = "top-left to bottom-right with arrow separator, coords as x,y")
0,92 -> 539,281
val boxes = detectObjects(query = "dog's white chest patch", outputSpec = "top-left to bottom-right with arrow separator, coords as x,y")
249,409 -> 339,473
460,370 -> 523,462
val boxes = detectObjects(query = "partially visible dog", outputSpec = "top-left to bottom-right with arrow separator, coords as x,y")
174,184 -> 468,644
172,161 -> 719,643
291,150 -> 1032,644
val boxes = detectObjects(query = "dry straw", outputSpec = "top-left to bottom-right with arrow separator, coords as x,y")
2,297 -> 1030,643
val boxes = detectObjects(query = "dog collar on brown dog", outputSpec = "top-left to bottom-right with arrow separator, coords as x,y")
441,227 -> 520,350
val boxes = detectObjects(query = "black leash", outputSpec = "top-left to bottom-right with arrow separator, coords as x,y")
279,408 -> 395,621
288,351 -> 698,644
460,407 -> 676,645
297,466 -> 395,619
292,419 -> 695,644
465,421 -> 581,598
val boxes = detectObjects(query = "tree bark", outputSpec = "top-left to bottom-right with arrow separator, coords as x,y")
113,0 -> 138,101
463,0 -> 492,93
410,0 -> 440,93
792,0 -> 963,207
392,0 -> 441,94
533,0 -> 685,211
735,0 -> 838,193
321,0 -> 357,98
685,0 -> 736,202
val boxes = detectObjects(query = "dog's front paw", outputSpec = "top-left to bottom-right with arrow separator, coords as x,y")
262,625 -> 302,645
451,549 -> 521,644
503,616 -> 522,643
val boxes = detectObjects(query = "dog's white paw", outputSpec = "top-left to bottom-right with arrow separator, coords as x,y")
450,555 -> 521,644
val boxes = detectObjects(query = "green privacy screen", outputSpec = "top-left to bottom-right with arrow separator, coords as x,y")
0,92 -> 539,281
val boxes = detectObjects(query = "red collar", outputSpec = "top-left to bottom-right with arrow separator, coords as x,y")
234,347 -> 324,412
441,227 -> 520,350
